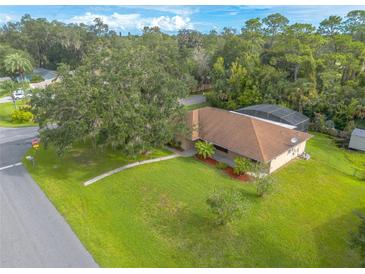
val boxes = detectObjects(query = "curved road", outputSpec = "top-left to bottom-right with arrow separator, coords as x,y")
0,127 -> 98,267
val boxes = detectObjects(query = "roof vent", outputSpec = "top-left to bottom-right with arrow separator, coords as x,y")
291,137 -> 298,144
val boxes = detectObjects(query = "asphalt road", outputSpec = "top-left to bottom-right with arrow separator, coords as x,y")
178,94 -> 206,106
0,96 -> 12,104
0,127 -> 98,267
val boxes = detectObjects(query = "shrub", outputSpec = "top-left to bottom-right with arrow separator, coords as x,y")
233,157 -> 253,175
30,74 -> 44,83
325,120 -> 335,129
206,189 -> 249,225
311,113 -> 326,132
255,176 -> 275,197
0,80 -> 16,97
216,162 -> 228,170
11,109 -> 33,123
19,104 -> 31,112
167,139 -> 182,149
251,162 -> 269,177
195,140 -> 215,159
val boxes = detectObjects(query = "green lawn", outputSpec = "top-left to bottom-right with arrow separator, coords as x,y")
0,87 -> 9,98
184,102 -> 209,111
24,133 -> 365,267
0,101 -> 36,127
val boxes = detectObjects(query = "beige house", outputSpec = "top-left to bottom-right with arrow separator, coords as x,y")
179,107 -> 312,174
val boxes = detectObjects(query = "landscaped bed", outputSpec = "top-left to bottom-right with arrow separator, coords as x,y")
0,100 -> 36,127
24,133 -> 365,267
196,156 -> 252,182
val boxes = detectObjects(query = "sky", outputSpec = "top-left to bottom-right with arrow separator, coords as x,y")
0,5 -> 364,34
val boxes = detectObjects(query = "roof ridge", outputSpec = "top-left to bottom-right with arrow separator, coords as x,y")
249,118 -> 266,162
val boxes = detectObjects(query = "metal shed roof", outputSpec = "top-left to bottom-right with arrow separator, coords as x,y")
236,104 -> 309,126
352,128 -> 365,138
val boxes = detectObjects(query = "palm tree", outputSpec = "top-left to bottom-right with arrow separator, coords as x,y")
4,53 -> 33,81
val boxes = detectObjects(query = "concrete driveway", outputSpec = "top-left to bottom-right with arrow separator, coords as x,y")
0,127 -> 98,267
179,94 -> 206,106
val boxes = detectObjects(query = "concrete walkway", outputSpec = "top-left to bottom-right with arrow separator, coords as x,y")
84,154 -> 180,186
83,147 -> 196,187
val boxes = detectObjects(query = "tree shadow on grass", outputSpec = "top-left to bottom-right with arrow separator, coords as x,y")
312,208 -> 365,267
144,191 -> 301,267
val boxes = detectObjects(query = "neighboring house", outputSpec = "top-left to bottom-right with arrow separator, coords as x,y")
349,128 -> 365,152
179,107 -> 312,173
235,104 -> 310,132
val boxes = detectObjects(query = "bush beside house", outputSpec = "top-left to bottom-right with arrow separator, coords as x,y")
233,157 -> 253,175
195,140 -> 215,159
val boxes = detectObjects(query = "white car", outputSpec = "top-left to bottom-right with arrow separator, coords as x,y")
12,89 -> 25,100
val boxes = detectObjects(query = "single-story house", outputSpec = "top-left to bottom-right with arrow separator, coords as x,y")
235,104 -> 310,132
179,107 -> 312,173
349,128 -> 365,152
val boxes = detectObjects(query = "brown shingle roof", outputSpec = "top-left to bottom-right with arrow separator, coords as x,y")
186,107 -> 312,162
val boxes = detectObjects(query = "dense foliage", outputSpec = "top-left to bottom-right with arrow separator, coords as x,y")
1,11 -> 364,152
206,12 -> 365,130
31,31 -> 194,155
233,157 -> 253,175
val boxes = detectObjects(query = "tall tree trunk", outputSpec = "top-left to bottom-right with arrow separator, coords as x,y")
294,64 -> 300,82
341,66 -> 349,83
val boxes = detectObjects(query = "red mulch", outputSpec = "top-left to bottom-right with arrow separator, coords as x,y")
196,156 -> 219,166
195,156 -> 252,182
224,167 -> 252,182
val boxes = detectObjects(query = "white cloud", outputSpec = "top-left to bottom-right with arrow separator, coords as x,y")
149,15 -> 192,31
67,12 -> 193,32
137,6 -> 199,16
228,11 -> 239,16
0,15 -> 14,24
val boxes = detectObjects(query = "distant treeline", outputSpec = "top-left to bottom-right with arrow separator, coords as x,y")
1,11 -> 364,136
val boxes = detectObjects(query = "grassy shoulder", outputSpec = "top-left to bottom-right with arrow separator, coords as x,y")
23,133 -> 365,267
184,102 -> 209,111
0,87 -> 9,98
0,101 -> 36,127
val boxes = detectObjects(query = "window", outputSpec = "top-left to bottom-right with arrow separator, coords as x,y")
214,144 -> 228,153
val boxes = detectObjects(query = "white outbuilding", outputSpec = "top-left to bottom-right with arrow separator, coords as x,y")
349,128 -> 365,152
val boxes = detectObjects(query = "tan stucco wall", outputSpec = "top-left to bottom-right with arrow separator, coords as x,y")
178,137 -> 307,174
191,109 -> 199,140
269,141 -> 306,173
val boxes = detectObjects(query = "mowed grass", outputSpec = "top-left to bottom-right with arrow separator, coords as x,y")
24,133 -> 365,267
184,101 -> 210,111
0,87 -> 9,98
0,101 -> 36,127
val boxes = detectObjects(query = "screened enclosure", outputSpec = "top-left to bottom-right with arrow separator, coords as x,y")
235,104 -> 310,131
